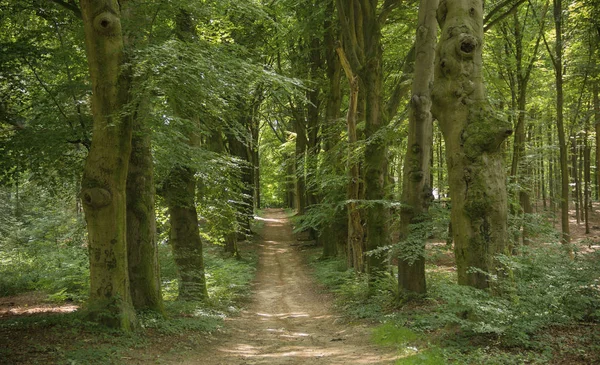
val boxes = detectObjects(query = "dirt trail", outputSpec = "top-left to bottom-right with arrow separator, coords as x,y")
177,209 -> 397,365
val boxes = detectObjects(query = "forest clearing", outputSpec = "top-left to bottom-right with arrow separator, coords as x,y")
1,0 -> 600,364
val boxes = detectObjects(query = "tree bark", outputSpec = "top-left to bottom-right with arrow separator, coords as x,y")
79,0 -> 136,330
398,0 -> 438,296
595,77 -> 600,202
432,0 -> 513,289
321,4 -> 346,259
294,112 -> 308,216
337,46 -> 365,272
163,167 -> 208,301
126,117 -> 164,314
553,0 -> 571,246
208,130 -> 240,258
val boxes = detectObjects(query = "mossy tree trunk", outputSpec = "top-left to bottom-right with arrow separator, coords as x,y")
79,0 -> 136,330
126,116 -> 164,314
398,0 -> 439,296
431,0 -> 513,289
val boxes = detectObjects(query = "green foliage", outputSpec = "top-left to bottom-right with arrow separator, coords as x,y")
408,246 -> 600,349
0,182 -> 89,300
397,348 -> 445,365
311,256 -> 398,319
159,242 -> 257,307
373,323 -> 420,346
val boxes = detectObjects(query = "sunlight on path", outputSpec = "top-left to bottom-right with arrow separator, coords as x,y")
175,209 -> 398,365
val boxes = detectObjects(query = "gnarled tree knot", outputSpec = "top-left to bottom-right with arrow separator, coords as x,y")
457,34 -> 478,58
81,188 -> 112,209
93,11 -> 120,35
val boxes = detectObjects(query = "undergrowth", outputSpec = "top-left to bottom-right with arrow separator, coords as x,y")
310,243 -> 600,364
0,240 -> 258,364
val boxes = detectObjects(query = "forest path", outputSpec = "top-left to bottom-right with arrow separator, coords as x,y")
173,208 -> 397,365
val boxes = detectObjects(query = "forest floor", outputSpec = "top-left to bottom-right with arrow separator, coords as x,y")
1,207 -> 599,364
155,208 -> 399,365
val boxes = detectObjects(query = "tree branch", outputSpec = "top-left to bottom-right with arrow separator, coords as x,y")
378,0 -> 401,25
49,0 -> 82,19
484,0 -> 528,32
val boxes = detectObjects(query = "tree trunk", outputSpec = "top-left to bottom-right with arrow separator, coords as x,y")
163,167 -> 208,301
208,130 -> 240,258
321,6 -> 345,259
294,114 -> 308,216
585,122 -> 591,234
572,136 -> 580,224
432,0 -> 513,289
361,3 -> 389,281
79,0 -> 136,330
398,0 -> 438,296
126,118 -> 164,314
595,80 -> 600,202
553,0 -> 571,246
337,49 -> 364,272
227,129 -> 253,237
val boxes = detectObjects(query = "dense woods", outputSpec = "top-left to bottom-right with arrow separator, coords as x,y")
1,0 -> 599,363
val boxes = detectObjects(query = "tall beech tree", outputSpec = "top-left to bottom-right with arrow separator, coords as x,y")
398,0 -> 439,295
78,0 -> 136,329
159,9 -> 208,302
431,0 -> 513,289
336,0 -> 399,279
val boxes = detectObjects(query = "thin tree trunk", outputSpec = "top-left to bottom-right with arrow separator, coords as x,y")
398,0 -> 438,296
432,0 -> 513,289
209,130 -> 240,258
294,114 -> 308,216
595,79 -> 600,202
321,5 -> 345,259
337,47 -> 364,272
79,0 -> 136,330
585,123 -> 591,234
553,0 -> 571,246
572,136 -> 580,224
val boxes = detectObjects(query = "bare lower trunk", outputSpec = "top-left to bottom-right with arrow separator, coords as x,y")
432,0 -> 512,289
163,167 -> 208,301
79,0 -> 136,330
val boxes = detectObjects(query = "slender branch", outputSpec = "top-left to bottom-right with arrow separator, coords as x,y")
49,0 -> 82,19
484,0 -> 517,24
23,58 -> 74,130
528,0 -> 557,69
335,46 -> 355,83
484,0 -> 528,32
385,44 -> 415,120
378,0 -> 401,25
523,1 -> 549,84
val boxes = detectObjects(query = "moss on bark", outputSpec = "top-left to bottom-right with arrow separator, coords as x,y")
432,0 -> 512,290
